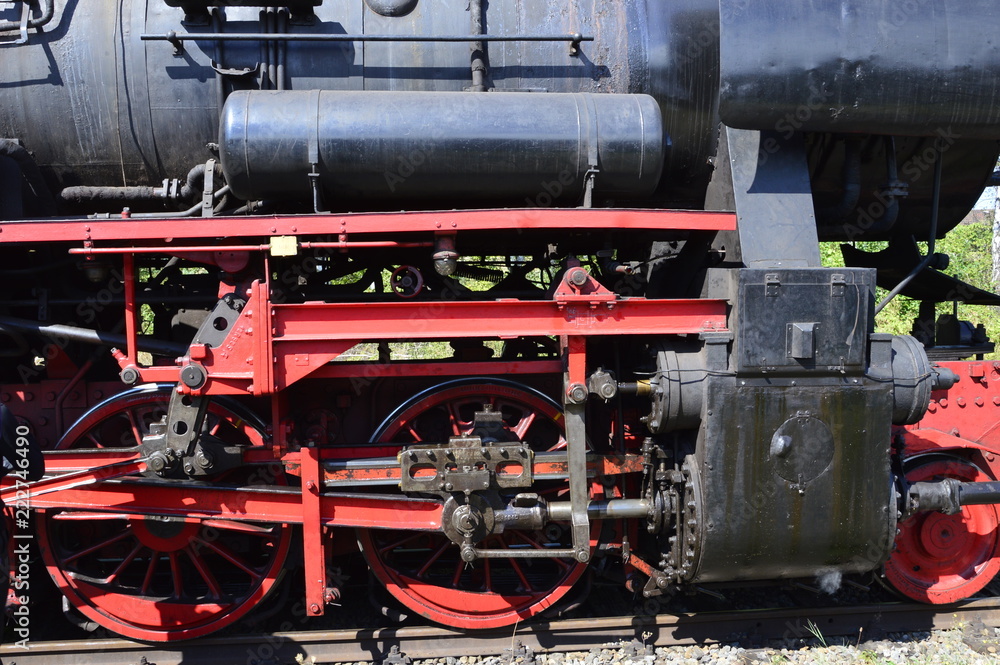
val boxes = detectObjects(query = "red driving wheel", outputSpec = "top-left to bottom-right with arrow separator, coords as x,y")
884,456 -> 1000,603
358,378 -> 599,628
38,385 -> 292,641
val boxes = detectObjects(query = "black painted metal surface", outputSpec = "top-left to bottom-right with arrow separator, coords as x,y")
718,0 -> 1000,139
219,90 -> 663,202
0,0 -> 995,232
691,268 -> 896,583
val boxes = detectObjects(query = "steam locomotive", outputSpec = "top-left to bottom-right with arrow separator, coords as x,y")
1,0 -> 1000,642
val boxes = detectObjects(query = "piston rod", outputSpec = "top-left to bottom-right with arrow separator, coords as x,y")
907,478 -> 1000,515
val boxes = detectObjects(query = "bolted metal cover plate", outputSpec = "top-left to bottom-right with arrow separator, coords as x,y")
769,413 -> 834,484
399,442 -> 533,493
736,268 -> 874,374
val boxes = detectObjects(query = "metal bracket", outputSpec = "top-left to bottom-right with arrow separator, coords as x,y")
201,158 -> 216,217
765,273 -> 781,296
552,257 -> 616,308
192,292 -> 246,350
211,61 -> 260,78
569,32 -> 583,57
400,438 -> 533,493
166,30 -> 185,55
564,336 -> 591,564
163,390 -> 210,459
308,162 -> 328,213
581,168 -> 598,208
11,2 -> 29,45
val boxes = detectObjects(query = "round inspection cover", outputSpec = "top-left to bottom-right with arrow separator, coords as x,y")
769,414 -> 834,484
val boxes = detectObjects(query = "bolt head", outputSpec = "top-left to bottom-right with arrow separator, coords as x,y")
566,267 -> 588,287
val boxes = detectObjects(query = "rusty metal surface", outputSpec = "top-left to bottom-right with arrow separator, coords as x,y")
4,598 -> 1000,665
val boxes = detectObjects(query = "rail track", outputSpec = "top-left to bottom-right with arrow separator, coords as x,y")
4,598 -> 1000,665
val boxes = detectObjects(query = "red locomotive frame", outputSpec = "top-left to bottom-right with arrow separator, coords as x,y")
0,208 -> 737,638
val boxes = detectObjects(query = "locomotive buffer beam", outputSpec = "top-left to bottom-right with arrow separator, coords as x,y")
907,478 -> 1000,516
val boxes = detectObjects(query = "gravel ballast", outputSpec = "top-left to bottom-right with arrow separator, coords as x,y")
336,620 -> 1000,665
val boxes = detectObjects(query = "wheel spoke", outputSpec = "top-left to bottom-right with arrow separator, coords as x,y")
378,532 -> 422,556
483,556 -> 492,592
140,554 -> 159,595
62,528 -> 132,564
169,552 -> 184,599
512,531 -> 571,569
513,411 -> 537,440
103,542 -> 145,585
446,402 -> 464,436
416,541 -> 451,578
125,409 -> 145,447
185,544 -> 223,599
198,538 -> 262,579
508,557 -> 533,592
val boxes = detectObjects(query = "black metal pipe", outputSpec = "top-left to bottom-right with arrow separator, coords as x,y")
957,481 -> 1000,506
179,162 -> 223,202
0,315 -> 188,357
469,0 -> 487,92
0,0 -> 54,32
875,149 -> 942,314
212,8 -> 226,112
267,9 -> 277,91
61,185 -> 161,203
276,9 -> 287,91
817,137 -> 862,220
865,136 -> 902,235
143,31 -> 592,43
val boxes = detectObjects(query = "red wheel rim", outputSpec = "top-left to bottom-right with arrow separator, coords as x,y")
359,379 -> 597,629
38,386 -> 292,641
884,457 -> 1000,603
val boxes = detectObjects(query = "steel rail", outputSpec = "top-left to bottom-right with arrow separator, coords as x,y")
5,598 -> 1000,665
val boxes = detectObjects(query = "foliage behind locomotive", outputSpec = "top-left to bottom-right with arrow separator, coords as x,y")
1,0 -> 1000,643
